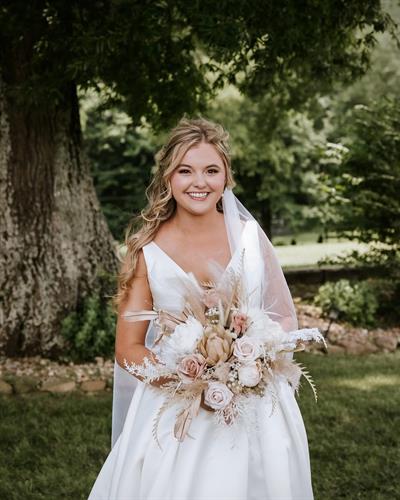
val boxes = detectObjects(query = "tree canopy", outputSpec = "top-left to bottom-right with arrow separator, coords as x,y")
1,0 -> 397,129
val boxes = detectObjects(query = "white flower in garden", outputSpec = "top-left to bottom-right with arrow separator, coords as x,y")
204,382 -> 233,410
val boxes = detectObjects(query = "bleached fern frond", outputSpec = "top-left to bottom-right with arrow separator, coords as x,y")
151,396 -> 177,451
267,387 -> 279,418
123,356 -> 173,384
294,361 -> 318,402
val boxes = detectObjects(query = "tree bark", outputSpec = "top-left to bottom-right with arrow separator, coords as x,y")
0,74 -> 119,358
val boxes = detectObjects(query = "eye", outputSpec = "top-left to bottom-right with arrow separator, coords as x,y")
177,168 -> 191,174
207,168 -> 219,174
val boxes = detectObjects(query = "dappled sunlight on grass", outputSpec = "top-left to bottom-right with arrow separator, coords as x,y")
335,374 -> 400,391
276,241 -> 370,268
294,351 -> 400,499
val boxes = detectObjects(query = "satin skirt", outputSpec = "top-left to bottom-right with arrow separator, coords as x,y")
88,379 -> 314,500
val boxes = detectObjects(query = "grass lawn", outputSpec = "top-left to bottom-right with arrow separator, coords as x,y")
275,240 -> 371,269
1,352 -> 399,499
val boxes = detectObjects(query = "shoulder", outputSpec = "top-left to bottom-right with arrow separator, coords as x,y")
151,219 -> 177,247
119,247 -> 148,279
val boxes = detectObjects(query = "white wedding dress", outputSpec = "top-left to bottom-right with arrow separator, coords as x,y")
88,220 -> 314,500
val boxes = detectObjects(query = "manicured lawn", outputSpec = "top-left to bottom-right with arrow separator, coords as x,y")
275,240 -> 371,269
1,352 -> 399,499
296,351 -> 400,500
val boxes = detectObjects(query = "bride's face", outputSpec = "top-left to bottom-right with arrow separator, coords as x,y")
169,141 -> 226,215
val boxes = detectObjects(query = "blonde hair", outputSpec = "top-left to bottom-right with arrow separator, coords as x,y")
112,115 -> 236,310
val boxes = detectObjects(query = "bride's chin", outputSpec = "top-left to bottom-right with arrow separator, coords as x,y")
178,201 -> 217,216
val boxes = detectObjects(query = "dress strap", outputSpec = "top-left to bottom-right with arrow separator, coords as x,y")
141,243 -> 156,276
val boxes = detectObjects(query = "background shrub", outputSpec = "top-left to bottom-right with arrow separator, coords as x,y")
314,278 -> 379,327
60,269 -> 117,362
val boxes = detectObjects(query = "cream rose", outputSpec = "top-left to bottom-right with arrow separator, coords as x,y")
238,362 -> 262,387
204,382 -> 233,410
233,336 -> 262,364
177,354 -> 206,384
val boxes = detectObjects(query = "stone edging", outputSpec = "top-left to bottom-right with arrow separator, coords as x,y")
0,356 -> 114,396
297,304 -> 400,355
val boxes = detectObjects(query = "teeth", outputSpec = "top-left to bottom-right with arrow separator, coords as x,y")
188,192 -> 208,198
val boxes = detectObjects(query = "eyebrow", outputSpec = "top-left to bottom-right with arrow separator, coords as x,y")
178,164 -> 222,169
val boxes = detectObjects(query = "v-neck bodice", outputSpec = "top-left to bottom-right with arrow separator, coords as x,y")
142,219 -> 264,316
147,237 -> 238,285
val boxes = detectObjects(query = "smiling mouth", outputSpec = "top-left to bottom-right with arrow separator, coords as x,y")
186,192 -> 210,200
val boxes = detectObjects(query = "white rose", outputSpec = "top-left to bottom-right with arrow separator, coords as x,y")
233,336 -> 261,364
204,382 -> 233,410
238,362 -> 262,387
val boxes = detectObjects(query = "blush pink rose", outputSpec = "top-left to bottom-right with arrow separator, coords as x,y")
177,354 -> 206,384
230,312 -> 249,335
233,336 -> 261,364
204,382 -> 233,410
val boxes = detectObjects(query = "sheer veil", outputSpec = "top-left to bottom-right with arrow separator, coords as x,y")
110,187 -> 298,448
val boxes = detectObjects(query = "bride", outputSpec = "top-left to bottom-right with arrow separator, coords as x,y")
88,116 -> 314,499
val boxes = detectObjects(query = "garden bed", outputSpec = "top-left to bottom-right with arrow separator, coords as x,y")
0,303 -> 398,396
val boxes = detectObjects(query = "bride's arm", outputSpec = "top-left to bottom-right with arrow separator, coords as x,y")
114,249 -> 176,388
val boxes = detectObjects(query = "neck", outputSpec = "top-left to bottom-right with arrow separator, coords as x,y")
171,206 -> 223,239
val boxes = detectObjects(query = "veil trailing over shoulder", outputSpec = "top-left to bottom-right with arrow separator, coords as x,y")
110,187 -> 298,448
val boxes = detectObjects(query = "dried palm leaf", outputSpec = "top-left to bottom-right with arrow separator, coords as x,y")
272,357 -> 303,394
121,310 -> 158,322
157,310 -> 186,328
200,279 -> 217,289
174,395 -> 202,442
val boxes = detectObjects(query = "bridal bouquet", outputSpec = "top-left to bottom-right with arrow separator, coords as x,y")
122,250 -> 326,447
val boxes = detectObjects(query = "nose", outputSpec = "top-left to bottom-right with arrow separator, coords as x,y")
193,171 -> 207,188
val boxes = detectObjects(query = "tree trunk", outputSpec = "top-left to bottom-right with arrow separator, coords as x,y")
0,74 -> 119,358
